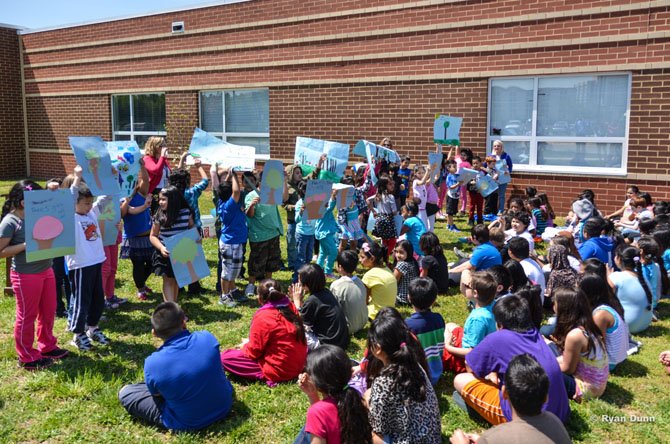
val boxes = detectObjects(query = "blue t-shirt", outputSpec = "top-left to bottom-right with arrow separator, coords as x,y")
217,196 -> 248,245
465,329 -> 570,423
144,330 -> 233,431
609,271 -> 653,334
295,199 -> 317,236
462,303 -> 496,348
403,216 -> 426,256
405,311 -> 445,386
578,237 -> 612,265
397,168 -> 411,198
447,173 -> 460,199
122,193 -> 152,238
663,248 -> 670,275
184,178 -> 209,228
469,242 -> 502,271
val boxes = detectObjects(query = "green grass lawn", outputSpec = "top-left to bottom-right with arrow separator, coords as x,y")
0,179 -> 668,443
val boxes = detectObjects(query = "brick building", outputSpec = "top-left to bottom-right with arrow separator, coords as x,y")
1,0 -> 669,213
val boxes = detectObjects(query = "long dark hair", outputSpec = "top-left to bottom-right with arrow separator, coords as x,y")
637,236 -> 670,296
579,274 -> 625,319
514,286 -> 543,330
2,180 -> 43,219
155,185 -> 193,228
257,279 -> 305,344
375,175 -> 391,198
553,288 -> 605,356
367,311 -> 429,402
616,245 -> 653,311
394,239 -> 418,271
306,345 -> 372,444
419,232 -> 443,258
504,260 -> 529,292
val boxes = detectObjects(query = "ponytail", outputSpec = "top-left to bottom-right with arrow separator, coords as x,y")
258,279 -> 306,344
2,180 -> 43,219
618,246 -> 653,311
635,261 -> 654,311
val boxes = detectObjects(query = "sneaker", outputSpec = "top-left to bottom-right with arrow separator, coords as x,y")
42,347 -> 70,359
141,286 -> 154,295
71,333 -> 93,351
20,357 -> 54,371
104,299 -> 119,310
652,310 -> 660,322
137,290 -> 148,301
218,293 -> 237,308
109,295 -> 128,305
448,225 -> 461,233
244,283 -> 256,298
86,328 -> 110,345
453,247 -> 469,259
467,218 -> 475,226
483,214 -> 497,222
452,391 -> 468,412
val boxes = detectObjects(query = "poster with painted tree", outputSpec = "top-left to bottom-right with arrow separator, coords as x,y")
163,228 -> 210,288
69,136 -> 121,196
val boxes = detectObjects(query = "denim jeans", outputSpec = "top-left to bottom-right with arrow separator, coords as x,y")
287,222 -> 298,271
293,233 -> 315,281
118,383 -> 164,427
293,426 -> 311,444
497,183 -> 508,213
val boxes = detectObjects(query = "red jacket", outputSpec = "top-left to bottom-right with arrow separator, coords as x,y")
242,302 -> 307,382
143,155 -> 171,193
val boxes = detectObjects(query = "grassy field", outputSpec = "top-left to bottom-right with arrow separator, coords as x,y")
0,179 -> 667,443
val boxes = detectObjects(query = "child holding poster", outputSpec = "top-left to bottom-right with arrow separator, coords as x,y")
466,156 -> 485,225
367,175 -> 399,262
293,182 -> 317,282
336,176 -> 364,253
0,180 -> 69,369
315,189 -> 339,278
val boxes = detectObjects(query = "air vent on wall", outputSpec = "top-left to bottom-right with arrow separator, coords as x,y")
172,21 -> 185,34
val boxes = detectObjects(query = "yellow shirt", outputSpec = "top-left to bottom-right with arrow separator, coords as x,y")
362,266 -> 398,319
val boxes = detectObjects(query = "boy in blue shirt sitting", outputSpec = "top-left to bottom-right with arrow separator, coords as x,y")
443,271 -> 497,373
405,277 -> 446,386
118,302 -> 233,431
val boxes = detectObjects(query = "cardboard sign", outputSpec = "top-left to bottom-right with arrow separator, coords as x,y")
24,189 -> 75,262
163,228 -> 210,288
332,183 -> 354,209
106,140 -> 141,198
294,137 -> 350,182
495,159 -> 511,184
97,197 -> 121,247
69,136 -> 121,196
304,180 -> 332,220
259,159 -> 285,205
188,128 -> 255,170
433,115 -> 463,146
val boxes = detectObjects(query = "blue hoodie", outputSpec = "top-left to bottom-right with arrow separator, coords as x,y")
578,236 -> 614,265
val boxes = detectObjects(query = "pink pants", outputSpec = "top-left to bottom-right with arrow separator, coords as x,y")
459,185 -> 468,212
11,268 -> 58,363
438,182 -> 448,210
102,244 -> 119,298
220,349 -> 277,386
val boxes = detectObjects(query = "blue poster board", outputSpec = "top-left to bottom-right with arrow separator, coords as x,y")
428,153 -> 442,182
69,136 -> 121,196
433,115 -> 463,146
495,159 -> 511,184
163,228 -> 210,288
24,189 -> 75,262
353,140 -> 400,163
457,167 -> 478,184
259,159 -> 285,205
476,175 -> 499,198
106,141 -> 141,198
294,137 -> 350,183
333,184 -> 354,209
189,128 -> 256,170
394,215 -> 405,237
97,197 -> 121,247
304,180 -> 332,220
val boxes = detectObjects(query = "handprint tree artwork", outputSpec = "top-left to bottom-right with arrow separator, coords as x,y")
164,228 -> 210,288
97,198 -> 121,246
25,189 -> 75,262
260,160 -> 285,205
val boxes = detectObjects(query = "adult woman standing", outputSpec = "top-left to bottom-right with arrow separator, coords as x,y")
142,137 -> 171,215
491,140 -> 512,214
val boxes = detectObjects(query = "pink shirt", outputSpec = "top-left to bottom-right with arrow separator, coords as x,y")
426,183 -> 438,204
305,398 -> 341,442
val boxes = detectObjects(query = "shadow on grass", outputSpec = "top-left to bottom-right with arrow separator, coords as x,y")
635,323 -> 669,338
601,380 -> 634,407
611,359 -> 648,378
566,410 -> 591,441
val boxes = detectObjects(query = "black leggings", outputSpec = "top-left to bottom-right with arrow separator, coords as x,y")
130,256 -> 153,289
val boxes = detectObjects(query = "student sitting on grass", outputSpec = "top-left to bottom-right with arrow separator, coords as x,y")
330,250 -> 369,335
359,242 -> 398,320
393,240 -> 420,305
451,354 -> 571,444
443,271 -> 497,374
419,232 -> 450,294
405,277 -> 445,386
119,302 -> 233,431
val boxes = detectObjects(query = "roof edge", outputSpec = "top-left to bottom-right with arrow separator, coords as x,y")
0,23 -> 27,31
17,0 -> 252,35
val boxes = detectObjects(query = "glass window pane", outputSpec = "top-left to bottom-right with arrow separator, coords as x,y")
224,89 -> 269,133
200,91 -> 223,132
537,75 -> 628,137
112,96 -> 130,132
490,78 -> 533,136
132,94 -> 165,132
226,136 -> 270,156
537,142 -> 622,168
490,140 -> 530,165
113,134 -> 131,141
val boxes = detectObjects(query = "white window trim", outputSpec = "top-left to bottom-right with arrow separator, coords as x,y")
198,88 -> 270,160
111,93 -> 167,143
487,72 -> 632,176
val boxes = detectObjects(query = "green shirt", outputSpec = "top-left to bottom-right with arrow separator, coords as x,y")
244,190 -> 284,243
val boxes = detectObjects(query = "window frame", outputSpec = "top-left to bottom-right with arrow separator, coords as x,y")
486,72 -> 632,176
111,93 -> 167,143
198,88 -> 270,160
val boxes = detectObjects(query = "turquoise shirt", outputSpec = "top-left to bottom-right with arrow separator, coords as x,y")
244,190 -> 284,243
462,302 -> 497,348
403,216 -> 426,256
315,199 -> 338,240
295,198 -> 317,236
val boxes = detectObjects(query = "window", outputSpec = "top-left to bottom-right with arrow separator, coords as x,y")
199,89 -> 270,158
112,94 -> 166,149
488,73 -> 631,175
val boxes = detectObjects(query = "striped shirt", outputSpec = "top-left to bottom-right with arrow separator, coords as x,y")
157,208 -> 191,242
405,311 -> 446,386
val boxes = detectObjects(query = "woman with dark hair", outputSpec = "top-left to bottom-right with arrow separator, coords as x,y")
550,288 -> 609,401
580,274 -> 628,370
295,345 -> 372,444
290,264 -> 349,350
221,279 -> 307,386
609,245 -> 654,333
366,313 -> 441,443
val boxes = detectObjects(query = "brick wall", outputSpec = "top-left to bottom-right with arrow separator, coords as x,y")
165,92 -> 199,151
0,27 -> 26,179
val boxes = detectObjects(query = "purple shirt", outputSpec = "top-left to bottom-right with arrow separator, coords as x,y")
465,328 -> 570,423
